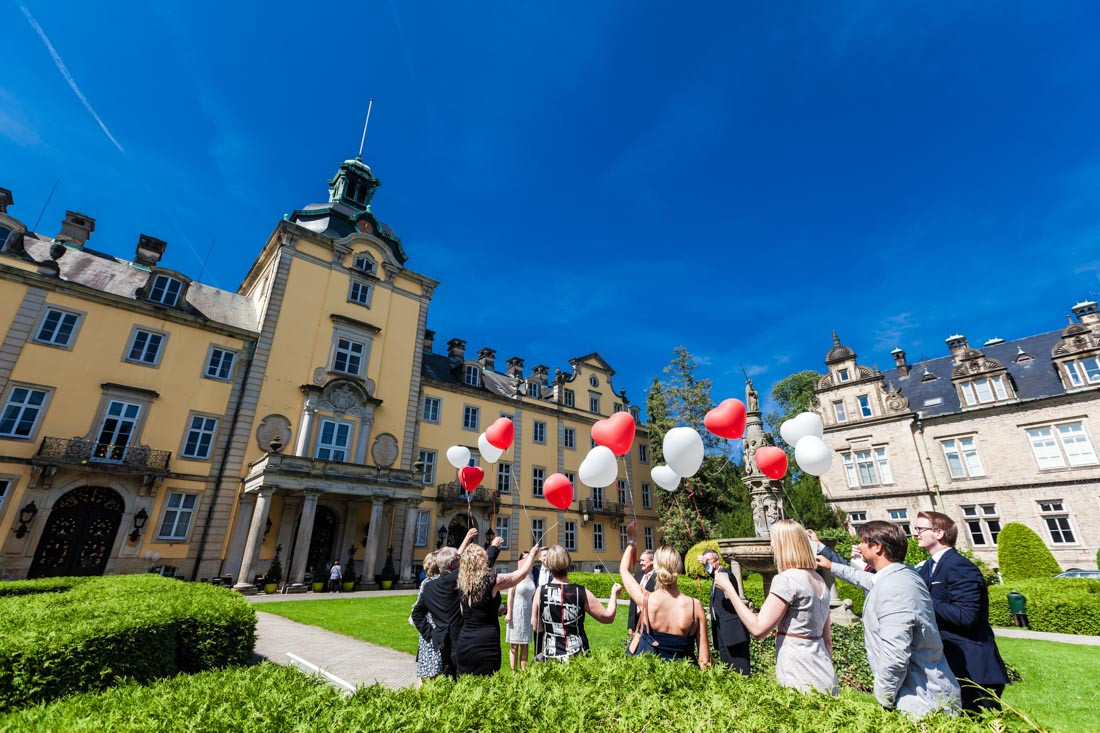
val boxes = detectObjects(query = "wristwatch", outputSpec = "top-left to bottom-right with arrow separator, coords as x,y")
627,540 -> 636,546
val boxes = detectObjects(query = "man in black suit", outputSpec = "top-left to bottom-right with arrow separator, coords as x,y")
699,548 -> 750,675
915,511 -> 1009,713
626,547 -> 655,633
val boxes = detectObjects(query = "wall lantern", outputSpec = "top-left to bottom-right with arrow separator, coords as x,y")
14,501 -> 38,539
436,524 -> 448,548
128,508 -> 148,543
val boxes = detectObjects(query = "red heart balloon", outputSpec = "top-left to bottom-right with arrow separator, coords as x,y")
705,398 -> 747,440
458,466 -> 484,492
754,446 -> 788,480
591,412 -> 636,457
485,417 -> 514,450
543,473 -> 574,510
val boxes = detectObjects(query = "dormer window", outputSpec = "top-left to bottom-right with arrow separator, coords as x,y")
837,368 -> 850,382
960,375 -> 1009,406
1065,358 -> 1100,387
464,365 -> 481,387
353,254 -> 376,274
527,382 -> 539,398
148,275 -> 182,307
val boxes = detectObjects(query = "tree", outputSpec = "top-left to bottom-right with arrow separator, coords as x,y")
998,523 -> 1062,582
646,347 -> 751,552
767,371 -> 841,532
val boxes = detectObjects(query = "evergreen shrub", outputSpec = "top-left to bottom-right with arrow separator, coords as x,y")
988,578 -> 1100,635
997,523 -> 1062,582
0,574 -> 256,709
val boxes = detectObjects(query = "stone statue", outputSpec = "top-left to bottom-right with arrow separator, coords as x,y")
746,378 -> 759,412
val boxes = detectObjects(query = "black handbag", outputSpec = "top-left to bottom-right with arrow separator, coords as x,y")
626,592 -> 660,656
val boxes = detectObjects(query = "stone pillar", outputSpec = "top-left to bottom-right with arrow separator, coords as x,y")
233,487 -> 273,593
362,497 -> 386,587
289,489 -> 323,586
294,396 -> 318,457
341,500 -> 366,584
399,501 -> 419,584
223,492 -> 256,583
355,414 -> 374,465
275,496 -> 302,581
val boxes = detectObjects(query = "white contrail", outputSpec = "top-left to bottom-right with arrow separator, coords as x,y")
19,3 -> 125,153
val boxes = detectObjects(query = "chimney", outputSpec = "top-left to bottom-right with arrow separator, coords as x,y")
0,187 -> 12,215
56,211 -> 95,248
1073,301 -> 1100,328
477,347 -> 496,372
891,348 -> 909,378
506,356 -> 524,378
945,334 -> 969,362
422,329 -> 435,353
135,234 -> 167,267
532,364 -> 549,383
446,338 -> 466,362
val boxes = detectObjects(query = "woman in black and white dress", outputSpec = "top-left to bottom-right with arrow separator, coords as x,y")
411,551 -> 443,685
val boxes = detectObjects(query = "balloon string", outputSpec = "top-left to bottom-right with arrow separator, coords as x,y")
618,456 -> 638,522
685,479 -> 709,538
509,466 -> 533,524
704,452 -> 735,477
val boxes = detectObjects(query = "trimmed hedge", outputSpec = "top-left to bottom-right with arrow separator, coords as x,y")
682,539 -> 723,579
0,577 -> 89,597
998,523 -> 1062,582
0,574 -> 256,709
0,652 -> 1012,732
989,578 -> 1100,635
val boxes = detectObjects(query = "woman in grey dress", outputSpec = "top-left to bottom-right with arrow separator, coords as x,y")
714,520 -> 839,695
505,551 -> 536,670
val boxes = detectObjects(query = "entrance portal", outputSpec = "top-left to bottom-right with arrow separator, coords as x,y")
445,514 -> 478,548
28,486 -> 124,578
305,506 -> 337,579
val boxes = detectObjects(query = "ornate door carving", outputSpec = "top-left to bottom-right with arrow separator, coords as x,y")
28,486 -> 124,578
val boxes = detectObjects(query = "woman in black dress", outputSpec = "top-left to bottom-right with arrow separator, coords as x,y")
532,545 -> 622,660
455,540 -> 539,676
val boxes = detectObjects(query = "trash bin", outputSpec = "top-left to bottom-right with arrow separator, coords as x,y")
1007,589 -> 1029,629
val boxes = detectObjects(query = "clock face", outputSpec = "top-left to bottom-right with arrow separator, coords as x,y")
356,218 -> 374,235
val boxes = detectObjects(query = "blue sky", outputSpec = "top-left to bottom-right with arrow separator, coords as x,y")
4,1 -> 1100,419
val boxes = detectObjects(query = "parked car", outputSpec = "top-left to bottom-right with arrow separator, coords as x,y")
1054,569 -> 1100,578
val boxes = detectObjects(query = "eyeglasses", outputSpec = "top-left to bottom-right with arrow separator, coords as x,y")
912,526 -> 935,535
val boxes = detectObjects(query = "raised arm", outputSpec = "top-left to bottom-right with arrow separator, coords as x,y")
619,521 -> 645,607
457,527 -> 478,555
584,583 -> 622,624
817,554 -> 874,592
493,544 -> 540,594
713,571 -> 790,639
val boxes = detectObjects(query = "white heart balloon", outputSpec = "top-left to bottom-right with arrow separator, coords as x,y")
579,445 -> 618,488
663,427 -> 704,478
650,464 -> 681,492
478,432 -> 504,463
794,435 -> 833,476
446,445 -> 471,469
779,412 -> 824,447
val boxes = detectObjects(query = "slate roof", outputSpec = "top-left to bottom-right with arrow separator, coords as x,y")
422,352 -> 546,400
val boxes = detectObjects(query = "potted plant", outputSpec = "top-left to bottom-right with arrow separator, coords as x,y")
263,545 -> 283,594
311,558 -> 327,593
380,546 -> 397,590
342,545 -> 357,593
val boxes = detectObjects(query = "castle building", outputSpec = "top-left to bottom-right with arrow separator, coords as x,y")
812,309 -> 1100,570
0,160 -> 657,586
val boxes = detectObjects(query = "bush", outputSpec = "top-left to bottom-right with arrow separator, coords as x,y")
0,652 -> 1012,732
681,539 -> 723,579
997,523 -> 1062,582
0,574 -> 256,709
989,578 -> 1100,635
0,577 -> 89,597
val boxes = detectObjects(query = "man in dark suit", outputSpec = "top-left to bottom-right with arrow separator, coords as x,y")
626,547 -> 655,633
915,511 -> 1009,713
699,548 -> 750,675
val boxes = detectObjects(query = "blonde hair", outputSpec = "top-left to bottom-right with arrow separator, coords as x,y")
544,545 -> 571,577
653,546 -> 683,590
457,544 -> 491,602
423,551 -> 439,578
770,519 -> 817,572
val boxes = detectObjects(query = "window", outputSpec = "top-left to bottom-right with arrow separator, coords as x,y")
0,478 -> 9,509
840,454 -> 859,488
532,467 -> 545,497
527,382 -> 539,398
858,395 -> 872,418
158,493 -> 197,541
93,400 -> 141,461
564,471 -> 575,485
204,347 -> 236,381
126,328 -> 165,366
564,521 -> 577,551
35,308 -> 81,347
182,415 -> 218,460
848,510 -> 867,528
332,337 -> 365,376
533,421 -> 546,444
348,280 -> 372,306
589,375 -> 599,388
315,419 -> 352,461
0,387 -> 48,439
1038,500 -> 1076,544
497,462 -> 512,493
563,389 -> 575,408
1065,358 -> 1100,387
833,401 -> 847,422
960,375 -> 1009,406
962,505 -> 1001,546
888,508 -> 910,534
617,480 -> 627,505
563,427 -> 576,449
837,368 -> 850,382
148,275 -> 182,307
593,522 -> 605,551
418,450 -> 436,484
464,365 -> 481,387
422,396 -> 440,423
644,526 -> 654,550
619,525 -> 630,551
592,486 -> 603,510
414,511 -> 431,547
531,518 -> 545,546
941,437 -> 985,479
842,448 -> 893,487
641,482 -> 652,509
613,403 -> 622,413
353,254 -> 375,274
496,516 -> 510,548
638,444 -> 648,463
462,405 -> 480,431
589,394 -> 601,413
1027,422 -> 1098,469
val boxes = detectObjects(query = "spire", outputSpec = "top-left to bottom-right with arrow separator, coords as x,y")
832,330 -> 840,346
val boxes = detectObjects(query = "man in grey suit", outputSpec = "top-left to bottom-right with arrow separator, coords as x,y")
823,521 -> 960,717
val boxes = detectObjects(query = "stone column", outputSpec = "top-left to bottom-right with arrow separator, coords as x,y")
361,497 -> 386,587
294,396 -> 319,457
223,492 -> 256,583
275,496 -> 302,581
399,500 -> 419,583
355,414 -> 374,465
289,489 -> 323,586
233,487 -> 273,593
341,500 -> 366,584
